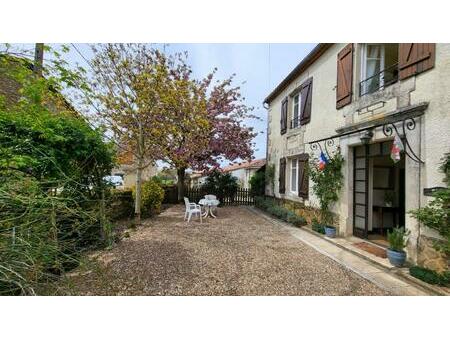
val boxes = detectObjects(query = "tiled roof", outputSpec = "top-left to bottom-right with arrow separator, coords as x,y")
222,159 -> 266,172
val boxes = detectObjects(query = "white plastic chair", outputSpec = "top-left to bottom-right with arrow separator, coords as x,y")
183,197 -> 202,223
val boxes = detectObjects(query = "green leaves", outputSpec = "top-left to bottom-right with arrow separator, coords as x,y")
409,153 -> 449,255
309,153 -> 344,221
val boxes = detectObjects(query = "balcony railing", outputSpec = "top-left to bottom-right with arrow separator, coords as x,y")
359,63 -> 399,97
290,116 -> 300,129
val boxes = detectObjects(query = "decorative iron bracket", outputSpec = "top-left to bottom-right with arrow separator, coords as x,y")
308,116 -> 425,164
382,117 -> 424,164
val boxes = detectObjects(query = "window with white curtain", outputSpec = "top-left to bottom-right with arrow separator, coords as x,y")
361,44 -> 385,94
290,158 -> 298,192
291,93 -> 301,128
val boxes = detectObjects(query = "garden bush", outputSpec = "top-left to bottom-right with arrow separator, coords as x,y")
409,266 -> 450,287
109,189 -> 134,220
0,55 -> 116,295
312,218 -> 325,234
133,178 -> 164,217
249,170 -> 265,196
255,197 -> 306,227
287,212 -> 307,227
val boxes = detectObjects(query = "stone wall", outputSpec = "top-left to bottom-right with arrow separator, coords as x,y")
417,236 -> 449,273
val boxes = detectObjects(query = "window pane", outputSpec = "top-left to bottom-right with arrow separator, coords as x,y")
291,159 -> 297,191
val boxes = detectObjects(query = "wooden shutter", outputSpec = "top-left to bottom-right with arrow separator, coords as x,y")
279,157 -> 286,194
297,153 -> 309,199
280,97 -> 288,135
300,77 -> 313,125
399,43 -> 435,80
336,43 -> 353,109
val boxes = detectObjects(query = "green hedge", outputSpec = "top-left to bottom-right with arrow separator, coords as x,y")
255,196 -> 306,227
409,266 -> 450,287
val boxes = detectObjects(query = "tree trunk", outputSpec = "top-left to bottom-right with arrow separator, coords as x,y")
134,157 -> 143,226
177,167 -> 186,202
134,124 -> 144,226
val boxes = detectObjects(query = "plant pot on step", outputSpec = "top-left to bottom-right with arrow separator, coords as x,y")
387,249 -> 407,267
324,225 -> 337,238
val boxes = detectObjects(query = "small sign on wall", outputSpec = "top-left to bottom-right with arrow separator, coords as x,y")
423,187 -> 445,196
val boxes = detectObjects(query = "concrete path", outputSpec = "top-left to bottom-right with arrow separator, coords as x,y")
249,207 -> 431,296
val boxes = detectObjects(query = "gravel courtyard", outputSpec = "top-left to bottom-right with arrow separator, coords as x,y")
54,205 -> 389,295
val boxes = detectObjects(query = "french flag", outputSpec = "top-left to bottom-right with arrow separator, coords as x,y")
318,151 -> 328,171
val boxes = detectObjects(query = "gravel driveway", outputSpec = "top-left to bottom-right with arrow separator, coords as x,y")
53,205 -> 389,295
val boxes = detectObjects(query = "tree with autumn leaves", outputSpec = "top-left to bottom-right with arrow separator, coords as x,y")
83,44 -> 256,223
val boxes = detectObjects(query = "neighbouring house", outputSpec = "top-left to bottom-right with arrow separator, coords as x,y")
111,150 -> 158,190
265,43 -> 449,271
222,159 -> 266,189
188,170 -> 208,188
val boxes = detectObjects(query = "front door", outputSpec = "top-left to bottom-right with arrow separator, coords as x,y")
353,145 -> 369,238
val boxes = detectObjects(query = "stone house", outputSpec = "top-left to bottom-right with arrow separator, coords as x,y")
264,43 -> 449,271
111,149 -> 158,190
222,159 -> 266,189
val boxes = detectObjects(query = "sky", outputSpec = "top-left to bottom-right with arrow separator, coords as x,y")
8,43 -> 316,164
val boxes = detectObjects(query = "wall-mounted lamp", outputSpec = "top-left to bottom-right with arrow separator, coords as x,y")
360,129 -> 374,145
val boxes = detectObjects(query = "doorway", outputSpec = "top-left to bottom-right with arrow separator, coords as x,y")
352,141 -> 405,246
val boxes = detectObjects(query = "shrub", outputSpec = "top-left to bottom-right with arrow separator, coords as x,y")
287,212 -> 306,227
202,169 -> 238,203
249,170 -> 265,196
409,153 -> 449,256
387,227 -> 409,252
312,218 -> 325,234
133,178 -> 164,217
409,266 -> 450,286
109,189 -> 134,220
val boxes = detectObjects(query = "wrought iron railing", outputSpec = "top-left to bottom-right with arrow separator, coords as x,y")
359,63 -> 399,97
290,116 -> 301,129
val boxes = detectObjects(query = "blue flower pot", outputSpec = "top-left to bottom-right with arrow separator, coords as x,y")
387,249 -> 407,267
324,226 -> 337,238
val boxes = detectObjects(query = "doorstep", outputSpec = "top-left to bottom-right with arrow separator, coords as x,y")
300,226 -> 450,296
246,206 -> 442,296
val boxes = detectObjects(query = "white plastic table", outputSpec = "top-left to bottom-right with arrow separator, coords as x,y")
198,198 -> 220,218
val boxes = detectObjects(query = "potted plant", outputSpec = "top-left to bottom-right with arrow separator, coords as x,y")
309,153 -> 344,238
321,211 -> 337,238
386,227 -> 410,267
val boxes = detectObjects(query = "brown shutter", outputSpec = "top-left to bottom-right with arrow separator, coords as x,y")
399,43 -> 435,80
336,43 -> 353,109
280,97 -> 288,135
279,157 -> 286,194
297,153 -> 309,199
300,77 -> 313,125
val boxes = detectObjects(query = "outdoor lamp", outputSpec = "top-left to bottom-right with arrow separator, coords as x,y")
360,129 -> 374,145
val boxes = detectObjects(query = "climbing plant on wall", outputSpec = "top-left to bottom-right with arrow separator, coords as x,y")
309,153 -> 344,224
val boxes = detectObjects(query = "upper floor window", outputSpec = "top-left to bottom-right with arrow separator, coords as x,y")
291,93 -> 301,129
360,44 -> 399,96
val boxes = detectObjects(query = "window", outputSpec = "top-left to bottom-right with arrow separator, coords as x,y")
290,158 -> 298,192
291,93 -> 301,128
360,44 -> 399,96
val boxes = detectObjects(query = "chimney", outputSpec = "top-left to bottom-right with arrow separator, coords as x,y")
34,43 -> 44,77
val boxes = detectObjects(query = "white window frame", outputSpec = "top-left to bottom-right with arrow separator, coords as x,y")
290,158 -> 298,193
291,93 -> 301,128
360,44 -> 386,94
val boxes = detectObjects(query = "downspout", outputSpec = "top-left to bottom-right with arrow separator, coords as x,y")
263,101 -> 270,196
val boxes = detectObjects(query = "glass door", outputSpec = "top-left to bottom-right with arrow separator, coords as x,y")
353,145 -> 369,238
